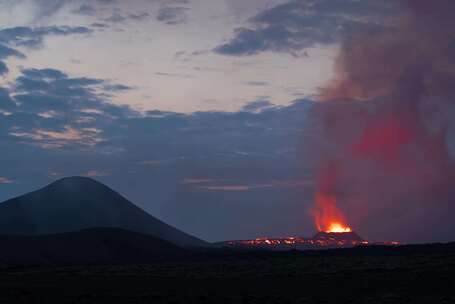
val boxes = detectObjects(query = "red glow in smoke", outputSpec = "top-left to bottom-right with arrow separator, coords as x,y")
311,0 -> 455,241
351,112 -> 417,164
314,164 -> 352,233
314,192 -> 352,233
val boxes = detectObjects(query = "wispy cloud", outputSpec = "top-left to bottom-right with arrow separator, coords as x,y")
0,177 -> 13,184
157,5 -> 189,25
155,72 -> 195,79
188,179 -> 314,192
10,126 -> 103,149
0,26 -> 92,49
244,81 -> 269,87
82,170 -> 109,177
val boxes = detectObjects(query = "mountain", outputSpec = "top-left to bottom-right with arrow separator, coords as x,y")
0,177 -> 208,247
0,227 -> 184,265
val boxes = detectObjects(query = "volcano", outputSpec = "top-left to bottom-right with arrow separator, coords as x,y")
0,177 -> 208,247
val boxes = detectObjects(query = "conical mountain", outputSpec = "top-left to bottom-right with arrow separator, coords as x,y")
0,177 -> 208,247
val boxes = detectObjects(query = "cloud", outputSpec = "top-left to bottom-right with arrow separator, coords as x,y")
0,65 -> 315,169
91,23 -> 109,29
0,64 -> 320,242
182,178 -> 219,185
72,4 -> 97,16
196,185 -> 253,192
129,12 -> 150,21
0,61 -> 8,76
0,44 -> 25,60
137,160 -> 163,166
0,88 -> 15,110
242,99 -> 275,112
156,5 -> 189,25
215,0 -> 399,56
103,13 -> 127,23
0,25 -> 92,77
191,179 -> 313,192
0,26 -> 92,49
244,81 -> 269,87
28,0 -> 70,21
0,40 -> 25,76
102,84 -> 133,92
0,0 -> 118,21
0,177 -> 12,184
4,67 -> 136,149
155,72 -> 195,79
10,126 -> 103,149
82,170 -> 109,177
3,59 -> 454,242
103,12 -> 151,24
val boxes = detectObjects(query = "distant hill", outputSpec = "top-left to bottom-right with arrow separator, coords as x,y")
0,227 -> 184,265
0,177 -> 208,247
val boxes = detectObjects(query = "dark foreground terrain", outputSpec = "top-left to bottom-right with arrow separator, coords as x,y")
1,243 -> 455,304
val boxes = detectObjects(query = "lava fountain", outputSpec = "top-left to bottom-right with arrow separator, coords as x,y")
314,192 -> 352,233
314,163 -> 352,234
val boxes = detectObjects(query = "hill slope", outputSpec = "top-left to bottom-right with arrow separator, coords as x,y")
0,227 -> 184,265
0,177 -> 207,247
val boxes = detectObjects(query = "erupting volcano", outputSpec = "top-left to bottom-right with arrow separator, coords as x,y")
218,186 -> 398,251
217,166 -> 402,251
218,0 -> 455,250
309,0 -> 455,242
314,192 -> 352,234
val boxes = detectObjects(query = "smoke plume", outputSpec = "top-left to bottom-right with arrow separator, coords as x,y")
314,0 -> 455,242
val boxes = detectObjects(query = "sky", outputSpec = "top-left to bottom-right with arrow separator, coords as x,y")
1,0 -> 454,243
0,0 -> 336,112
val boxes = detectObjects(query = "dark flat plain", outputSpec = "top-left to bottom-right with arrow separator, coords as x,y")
2,244 -> 455,304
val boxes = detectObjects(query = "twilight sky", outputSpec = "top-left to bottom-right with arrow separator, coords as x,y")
1,0 -> 454,243
0,0 -> 336,112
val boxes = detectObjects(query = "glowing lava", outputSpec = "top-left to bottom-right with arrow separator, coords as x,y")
326,222 -> 352,233
314,191 -> 352,234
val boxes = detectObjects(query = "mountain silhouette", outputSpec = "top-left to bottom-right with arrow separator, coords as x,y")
0,227 -> 184,265
0,177 -> 208,247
